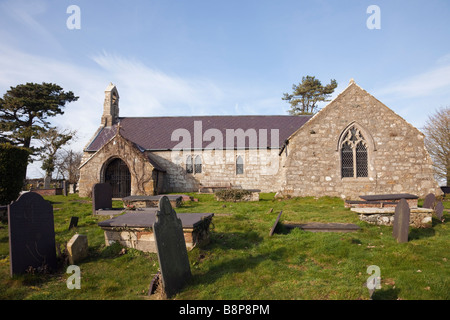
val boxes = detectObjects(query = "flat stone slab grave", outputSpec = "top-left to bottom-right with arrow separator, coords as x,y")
8,192 -> 57,276
122,195 -> 183,208
359,193 -> 418,208
284,222 -> 361,233
98,210 -> 214,252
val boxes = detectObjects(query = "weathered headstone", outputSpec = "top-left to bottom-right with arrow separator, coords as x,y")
153,196 -> 192,298
392,198 -> 410,243
434,201 -> 444,221
269,211 -> 283,236
422,193 -> 436,209
8,192 -> 57,276
92,183 -> 112,215
67,234 -> 88,265
62,180 -> 68,196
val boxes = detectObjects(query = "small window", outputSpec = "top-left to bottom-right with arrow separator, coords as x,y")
186,155 -> 193,174
236,156 -> 244,175
194,155 -> 202,174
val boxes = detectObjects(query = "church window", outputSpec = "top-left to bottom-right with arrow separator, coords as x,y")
236,155 -> 244,175
194,155 -> 202,174
186,155 -> 193,174
340,126 -> 369,178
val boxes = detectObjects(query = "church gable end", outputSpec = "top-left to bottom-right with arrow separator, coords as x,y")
280,80 -> 441,199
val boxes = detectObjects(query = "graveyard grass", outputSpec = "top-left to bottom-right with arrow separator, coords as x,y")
0,193 -> 449,300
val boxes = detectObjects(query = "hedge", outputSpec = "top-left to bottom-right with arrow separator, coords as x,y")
0,143 -> 30,205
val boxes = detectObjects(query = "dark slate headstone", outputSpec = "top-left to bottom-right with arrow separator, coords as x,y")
269,211 -> 283,236
153,196 -> 192,298
434,201 -> 444,221
8,192 -> 57,276
68,216 -> 79,230
392,198 -> 410,243
92,183 -> 112,215
422,193 -> 436,209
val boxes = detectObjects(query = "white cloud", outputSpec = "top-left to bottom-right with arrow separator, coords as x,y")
374,60 -> 450,99
91,51 -> 226,117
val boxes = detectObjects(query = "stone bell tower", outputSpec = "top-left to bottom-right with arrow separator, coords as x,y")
101,83 -> 119,127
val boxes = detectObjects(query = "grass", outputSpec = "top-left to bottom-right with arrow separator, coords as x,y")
0,192 -> 449,300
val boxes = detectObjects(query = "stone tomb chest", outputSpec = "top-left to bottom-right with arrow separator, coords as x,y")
122,195 -> 183,209
98,210 -> 214,252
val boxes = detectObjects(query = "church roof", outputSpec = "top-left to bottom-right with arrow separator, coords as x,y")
85,115 -> 312,152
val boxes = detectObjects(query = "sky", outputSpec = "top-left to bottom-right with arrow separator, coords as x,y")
1,0 -> 450,178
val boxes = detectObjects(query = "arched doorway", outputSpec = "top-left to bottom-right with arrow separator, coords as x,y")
104,158 -> 131,198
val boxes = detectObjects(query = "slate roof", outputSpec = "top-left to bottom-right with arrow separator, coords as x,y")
85,115 -> 312,152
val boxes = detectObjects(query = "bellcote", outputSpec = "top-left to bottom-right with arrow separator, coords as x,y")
101,83 -> 119,127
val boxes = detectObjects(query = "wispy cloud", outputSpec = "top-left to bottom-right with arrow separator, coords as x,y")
374,58 -> 450,99
91,51 -> 226,116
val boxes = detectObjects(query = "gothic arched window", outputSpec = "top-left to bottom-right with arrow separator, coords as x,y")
340,126 -> 368,178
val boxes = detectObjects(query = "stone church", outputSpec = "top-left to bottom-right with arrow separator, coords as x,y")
78,80 -> 442,199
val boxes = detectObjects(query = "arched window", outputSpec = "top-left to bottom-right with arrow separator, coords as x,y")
194,155 -> 202,174
340,126 -> 368,178
236,155 -> 244,175
186,155 -> 193,174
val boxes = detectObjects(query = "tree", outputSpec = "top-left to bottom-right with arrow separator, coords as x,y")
282,76 -> 338,115
0,82 -> 78,153
55,149 -> 83,183
423,106 -> 450,186
38,128 -> 76,184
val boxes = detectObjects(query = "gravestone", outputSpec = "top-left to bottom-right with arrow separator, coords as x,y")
67,234 -> 88,265
153,196 -> 192,298
422,193 -> 436,209
68,216 -> 79,230
8,192 -> 57,276
392,198 -> 410,243
269,211 -> 283,236
92,183 -> 112,215
434,201 -> 444,221
62,180 -> 68,196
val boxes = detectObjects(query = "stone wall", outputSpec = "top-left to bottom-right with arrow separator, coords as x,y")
279,81 -> 442,200
150,149 -> 283,193
78,133 -> 159,198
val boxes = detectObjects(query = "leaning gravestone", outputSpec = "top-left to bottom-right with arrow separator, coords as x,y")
434,201 -> 444,221
422,193 -> 436,209
153,196 -> 192,298
392,198 -> 410,243
8,192 -> 57,276
269,211 -> 283,236
92,183 -> 112,215
67,234 -> 88,265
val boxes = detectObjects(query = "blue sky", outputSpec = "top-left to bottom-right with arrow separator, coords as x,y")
1,0 -> 450,178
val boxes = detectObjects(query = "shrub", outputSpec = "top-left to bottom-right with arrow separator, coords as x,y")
214,189 -> 252,202
0,143 -> 30,205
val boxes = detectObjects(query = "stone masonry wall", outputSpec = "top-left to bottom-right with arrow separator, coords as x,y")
78,134 -> 157,198
279,81 -> 442,200
150,149 -> 283,193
